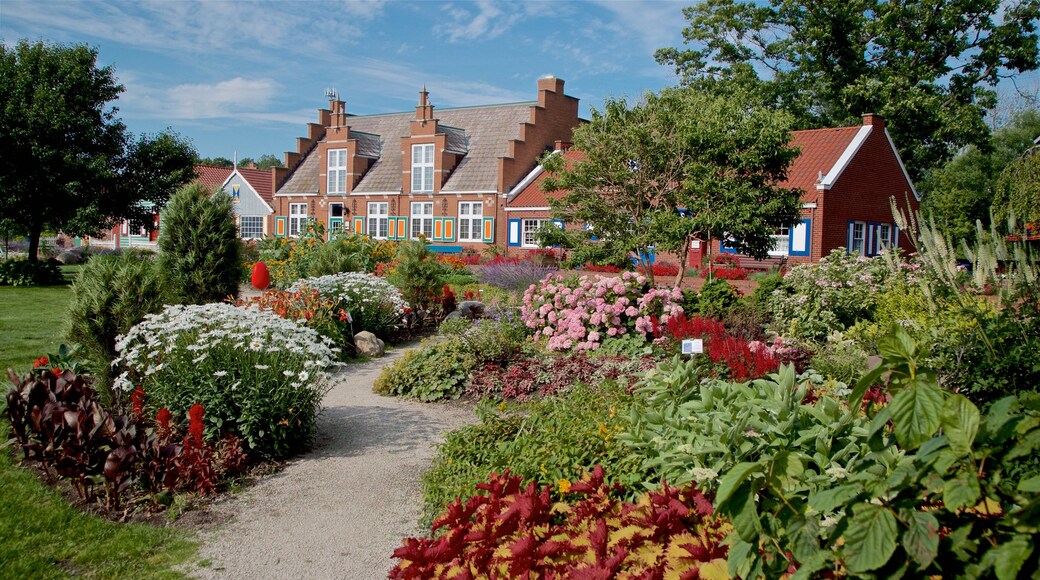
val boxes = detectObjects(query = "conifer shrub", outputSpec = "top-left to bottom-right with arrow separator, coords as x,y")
66,252 -> 169,402
157,183 -> 241,304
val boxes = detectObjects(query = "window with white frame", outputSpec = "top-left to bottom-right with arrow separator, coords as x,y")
367,202 -> 389,239
411,144 -> 434,192
769,225 -> 791,256
327,149 -> 347,194
458,201 -> 483,241
289,203 -> 307,237
411,202 -> 433,239
239,216 -> 263,239
522,218 -> 549,248
849,221 -> 866,255
877,223 -> 892,252
329,203 -> 344,233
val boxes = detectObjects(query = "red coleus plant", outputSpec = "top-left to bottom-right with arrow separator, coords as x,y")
131,386 -> 146,416
390,466 -> 730,578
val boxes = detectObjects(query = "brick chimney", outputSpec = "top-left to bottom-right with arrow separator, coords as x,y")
537,74 -> 565,94
330,98 -> 348,128
416,86 -> 434,123
862,113 -> 885,129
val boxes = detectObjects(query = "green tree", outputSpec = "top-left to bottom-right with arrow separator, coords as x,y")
922,108 -> 1040,244
993,142 -> 1040,231
0,40 -> 196,261
199,156 -> 233,168
657,0 -> 1040,178
541,89 -> 801,285
254,154 -> 284,170
158,183 -> 241,304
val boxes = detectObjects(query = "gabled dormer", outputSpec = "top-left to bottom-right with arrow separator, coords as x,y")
401,88 -> 468,194
318,95 -> 379,196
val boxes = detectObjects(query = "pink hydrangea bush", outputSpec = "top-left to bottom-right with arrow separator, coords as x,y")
521,272 -> 683,351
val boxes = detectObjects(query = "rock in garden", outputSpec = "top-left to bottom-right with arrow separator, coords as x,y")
456,301 -> 486,320
354,331 -> 385,357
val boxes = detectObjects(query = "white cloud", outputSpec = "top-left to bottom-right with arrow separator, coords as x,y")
340,57 -> 529,109
585,0 -> 687,52
437,0 -> 526,43
123,77 -> 285,121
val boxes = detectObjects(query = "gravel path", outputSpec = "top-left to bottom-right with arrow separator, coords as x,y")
191,350 -> 474,579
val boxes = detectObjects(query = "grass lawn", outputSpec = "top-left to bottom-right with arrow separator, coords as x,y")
1,268 -> 198,578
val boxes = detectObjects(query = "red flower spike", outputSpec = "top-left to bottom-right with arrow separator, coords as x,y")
188,403 -> 205,444
131,386 -> 146,415
156,408 -> 172,430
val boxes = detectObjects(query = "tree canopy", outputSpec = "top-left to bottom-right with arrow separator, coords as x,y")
656,0 -> 1040,178
0,40 -> 196,260
541,89 -> 801,285
921,108 -> 1040,244
992,141 -> 1040,231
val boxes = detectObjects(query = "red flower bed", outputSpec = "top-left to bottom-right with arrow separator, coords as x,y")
638,261 -> 681,278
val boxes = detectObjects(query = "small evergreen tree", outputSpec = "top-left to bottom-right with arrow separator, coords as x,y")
158,183 -> 241,303
66,252 -> 169,403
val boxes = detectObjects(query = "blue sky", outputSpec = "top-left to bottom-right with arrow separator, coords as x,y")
1,0 -> 692,160
3,0 -> 1036,162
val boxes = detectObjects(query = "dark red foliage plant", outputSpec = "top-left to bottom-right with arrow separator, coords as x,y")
131,386 -> 146,416
390,465 -> 730,578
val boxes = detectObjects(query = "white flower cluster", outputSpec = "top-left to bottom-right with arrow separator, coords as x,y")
290,272 -> 408,318
113,302 -> 338,393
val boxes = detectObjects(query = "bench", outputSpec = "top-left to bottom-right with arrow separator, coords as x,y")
733,254 -> 788,271
427,245 -> 463,254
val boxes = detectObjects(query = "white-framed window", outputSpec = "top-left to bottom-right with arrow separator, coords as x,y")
877,223 -> 892,252
769,225 -> 791,256
367,202 -> 389,239
329,203 -> 345,233
849,221 -> 866,255
411,144 -> 434,192
522,218 -> 549,248
411,202 -> 433,239
289,203 -> 307,237
327,149 -> 347,195
239,216 -> 263,239
458,201 -> 483,241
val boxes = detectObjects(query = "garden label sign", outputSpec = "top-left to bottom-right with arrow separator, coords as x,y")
681,339 -> 703,356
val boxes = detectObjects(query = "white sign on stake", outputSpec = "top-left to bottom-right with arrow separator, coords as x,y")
681,339 -> 704,355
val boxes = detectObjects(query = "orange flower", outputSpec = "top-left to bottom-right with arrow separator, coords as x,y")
33,356 -> 49,369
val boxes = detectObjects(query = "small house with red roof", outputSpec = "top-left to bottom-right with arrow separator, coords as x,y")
506,113 -> 920,266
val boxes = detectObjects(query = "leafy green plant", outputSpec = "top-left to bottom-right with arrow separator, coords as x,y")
157,182 -> 241,304
388,240 -> 448,321
808,331 -> 870,384
373,338 -> 475,401
714,328 -> 1040,578
422,383 -> 640,522
113,303 -> 337,458
290,272 -> 407,340
697,277 -> 739,318
394,466 -> 730,578
66,252 -> 169,402
0,258 -> 64,286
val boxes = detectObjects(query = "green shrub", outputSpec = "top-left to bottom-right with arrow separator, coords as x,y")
373,338 -> 475,401
0,258 -> 64,286
421,383 -> 640,522
749,270 -> 784,313
157,183 -> 241,304
697,277 -> 739,318
454,318 -> 522,365
66,253 -> 169,401
807,331 -> 870,384
388,240 -> 447,318
114,303 -> 337,459
437,316 -> 472,338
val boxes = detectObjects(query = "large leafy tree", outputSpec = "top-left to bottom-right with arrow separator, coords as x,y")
921,108 -> 1040,244
656,0 -> 1040,178
992,141 -> 1040,232
541,89 -> 801,286
0,40 -> 196,261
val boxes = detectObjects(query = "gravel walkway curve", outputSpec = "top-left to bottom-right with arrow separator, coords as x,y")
191,350 -> 474,579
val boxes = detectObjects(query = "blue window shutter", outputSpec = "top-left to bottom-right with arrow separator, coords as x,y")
789,218 -> 811,256
508,218 -> 521,247
893,225 -> 899,249
552,219 -> 565,230
847,222 -> 854,255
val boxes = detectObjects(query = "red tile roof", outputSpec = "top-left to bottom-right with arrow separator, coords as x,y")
509,125 -> 865,206
508,149 -> 585,207
193,164 -> 274,205
195,165 -> 233,189
781,126 -> 861,193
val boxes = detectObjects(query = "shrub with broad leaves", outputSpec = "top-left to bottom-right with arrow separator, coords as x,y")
0,258 -> 64,286
290,271 -> 407,339
373,338 -> 475,401
393,466 -> 730,578
521,272 -> 683,352
113,303 -> 337,458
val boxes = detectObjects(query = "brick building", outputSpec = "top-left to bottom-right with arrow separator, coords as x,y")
508,113 -> 920,265
269,76 -> 580,251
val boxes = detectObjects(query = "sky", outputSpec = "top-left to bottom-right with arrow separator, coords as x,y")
1,0 -> 693,160
3,0 -> 1037,163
